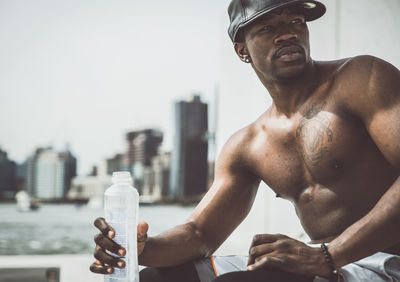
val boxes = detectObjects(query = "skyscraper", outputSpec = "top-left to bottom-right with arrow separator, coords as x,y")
25,147 -> 77,200
34,148 -> 64,199
125,129 -> 163,193
170,95 -> 208,202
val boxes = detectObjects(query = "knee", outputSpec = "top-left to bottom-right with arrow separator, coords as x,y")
139,267 -> 163,282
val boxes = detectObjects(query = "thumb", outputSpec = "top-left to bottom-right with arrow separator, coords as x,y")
137,222 -> 149,241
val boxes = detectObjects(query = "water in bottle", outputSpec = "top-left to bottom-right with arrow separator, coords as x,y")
104,171 -> 139,282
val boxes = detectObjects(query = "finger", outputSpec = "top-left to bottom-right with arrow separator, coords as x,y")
89,260 -> 114,274
94,217 -> 115,239
137,222 -> 149,241
94,234 -> 126,256
248,234 -> 280,265
94,245 -> 126,269
247,244 -> 275,266
247,256 -> 282,271
251,234 -> 286,247
249,244 -> 275,257
247,255 -> 253,266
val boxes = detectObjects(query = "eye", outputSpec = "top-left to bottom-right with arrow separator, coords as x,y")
261,25 -> 274,32
290,18 -> 305,25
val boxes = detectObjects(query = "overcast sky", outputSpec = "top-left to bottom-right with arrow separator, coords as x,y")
0,0 -> 231,174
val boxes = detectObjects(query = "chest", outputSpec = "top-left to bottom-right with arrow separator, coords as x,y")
250,102 -> 367,200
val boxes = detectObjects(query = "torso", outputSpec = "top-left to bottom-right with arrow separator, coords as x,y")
243,58 -> 400,253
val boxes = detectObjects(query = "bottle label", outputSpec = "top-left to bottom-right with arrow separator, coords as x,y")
106,211 -> 128,280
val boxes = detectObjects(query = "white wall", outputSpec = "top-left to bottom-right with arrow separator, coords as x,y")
216,0 -> 400,254
310,0 -> 400,67
335,0 -> 400,67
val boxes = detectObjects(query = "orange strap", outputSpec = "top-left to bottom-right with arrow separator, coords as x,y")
210,256 -> 218,277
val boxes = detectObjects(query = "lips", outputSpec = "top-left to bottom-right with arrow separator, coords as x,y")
275,45 -> 304,62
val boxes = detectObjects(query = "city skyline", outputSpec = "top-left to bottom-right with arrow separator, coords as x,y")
0,0 -> 231,175
0,94 -> 211,177
1,95 -> 212,203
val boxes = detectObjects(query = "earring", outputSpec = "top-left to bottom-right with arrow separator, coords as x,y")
244,57 -> 251,63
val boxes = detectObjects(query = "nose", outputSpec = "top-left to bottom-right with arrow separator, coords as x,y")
274,32 -> 298,44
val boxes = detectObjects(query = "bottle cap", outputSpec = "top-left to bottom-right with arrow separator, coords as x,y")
112,171 -> 133,184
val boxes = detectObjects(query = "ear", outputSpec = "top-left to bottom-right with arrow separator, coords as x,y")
234,42 -> 252,63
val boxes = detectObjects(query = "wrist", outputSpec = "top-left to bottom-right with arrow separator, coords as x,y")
320,243 -> 339,279
315,248 -> 333,277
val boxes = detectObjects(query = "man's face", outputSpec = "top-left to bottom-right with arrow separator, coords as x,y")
236,8 -> 311,82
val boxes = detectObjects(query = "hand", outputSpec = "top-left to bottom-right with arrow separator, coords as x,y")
247,234 -> 331,277
89,217 -> 149,275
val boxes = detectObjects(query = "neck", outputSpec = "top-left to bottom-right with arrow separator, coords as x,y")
265,61 -> 318,117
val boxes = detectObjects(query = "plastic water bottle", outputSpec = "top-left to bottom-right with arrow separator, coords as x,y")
104,171 -> 139,282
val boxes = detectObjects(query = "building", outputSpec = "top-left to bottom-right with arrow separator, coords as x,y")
0,148 -> 17,199
170,95 -> 208,202
25,147 -> 77,200
25,155 -> 37,197
106,153 -> 125,175
141,151 -> 171,202
35,149 -> 64,199
124,129 -> 163,193
68,159 -> 111,208
59,150 -> 77,197
68,175 -> 111,202
151,151 -> 171,200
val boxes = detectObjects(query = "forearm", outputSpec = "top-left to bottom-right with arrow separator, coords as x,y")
328,176 -> 400,268
138,221 -> 214,267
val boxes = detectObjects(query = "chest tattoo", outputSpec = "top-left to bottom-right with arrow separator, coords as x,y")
296,102 -> 333,166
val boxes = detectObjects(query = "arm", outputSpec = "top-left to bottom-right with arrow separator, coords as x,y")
90,127 -> 260,274
91,128 -> 260,273
328,56 -> 400,267
138,128 -> 261,267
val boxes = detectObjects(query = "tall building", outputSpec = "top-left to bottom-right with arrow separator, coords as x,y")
124,129 -> 163,193
0,148 -> 17,198
170,95 -> 208,202
25,147 -> 77,200
35,148 -> 64,199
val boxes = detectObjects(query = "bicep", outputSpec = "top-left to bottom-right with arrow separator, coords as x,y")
367,105 -> 400,169
354,56 -> 400,169
187,134 -> 261,249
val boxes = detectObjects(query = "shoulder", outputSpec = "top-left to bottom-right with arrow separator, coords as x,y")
216,115 -> 265,176
218,123 -> 256,167
335,55 -> 400,90
332,55 -> 400,118
319,55 -> 399,81
317,55 -> 395,76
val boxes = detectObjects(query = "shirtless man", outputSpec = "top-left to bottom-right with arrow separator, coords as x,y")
90,0 -> 400,281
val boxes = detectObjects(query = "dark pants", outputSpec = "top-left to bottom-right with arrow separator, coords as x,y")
140,263 -> 314,282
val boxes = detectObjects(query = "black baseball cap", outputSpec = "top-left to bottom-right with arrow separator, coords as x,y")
228,0 -> 326,42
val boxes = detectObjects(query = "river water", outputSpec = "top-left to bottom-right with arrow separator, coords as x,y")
0,203 -> 195,256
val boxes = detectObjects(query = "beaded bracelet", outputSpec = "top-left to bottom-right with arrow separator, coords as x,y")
320,243 -> 339,281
